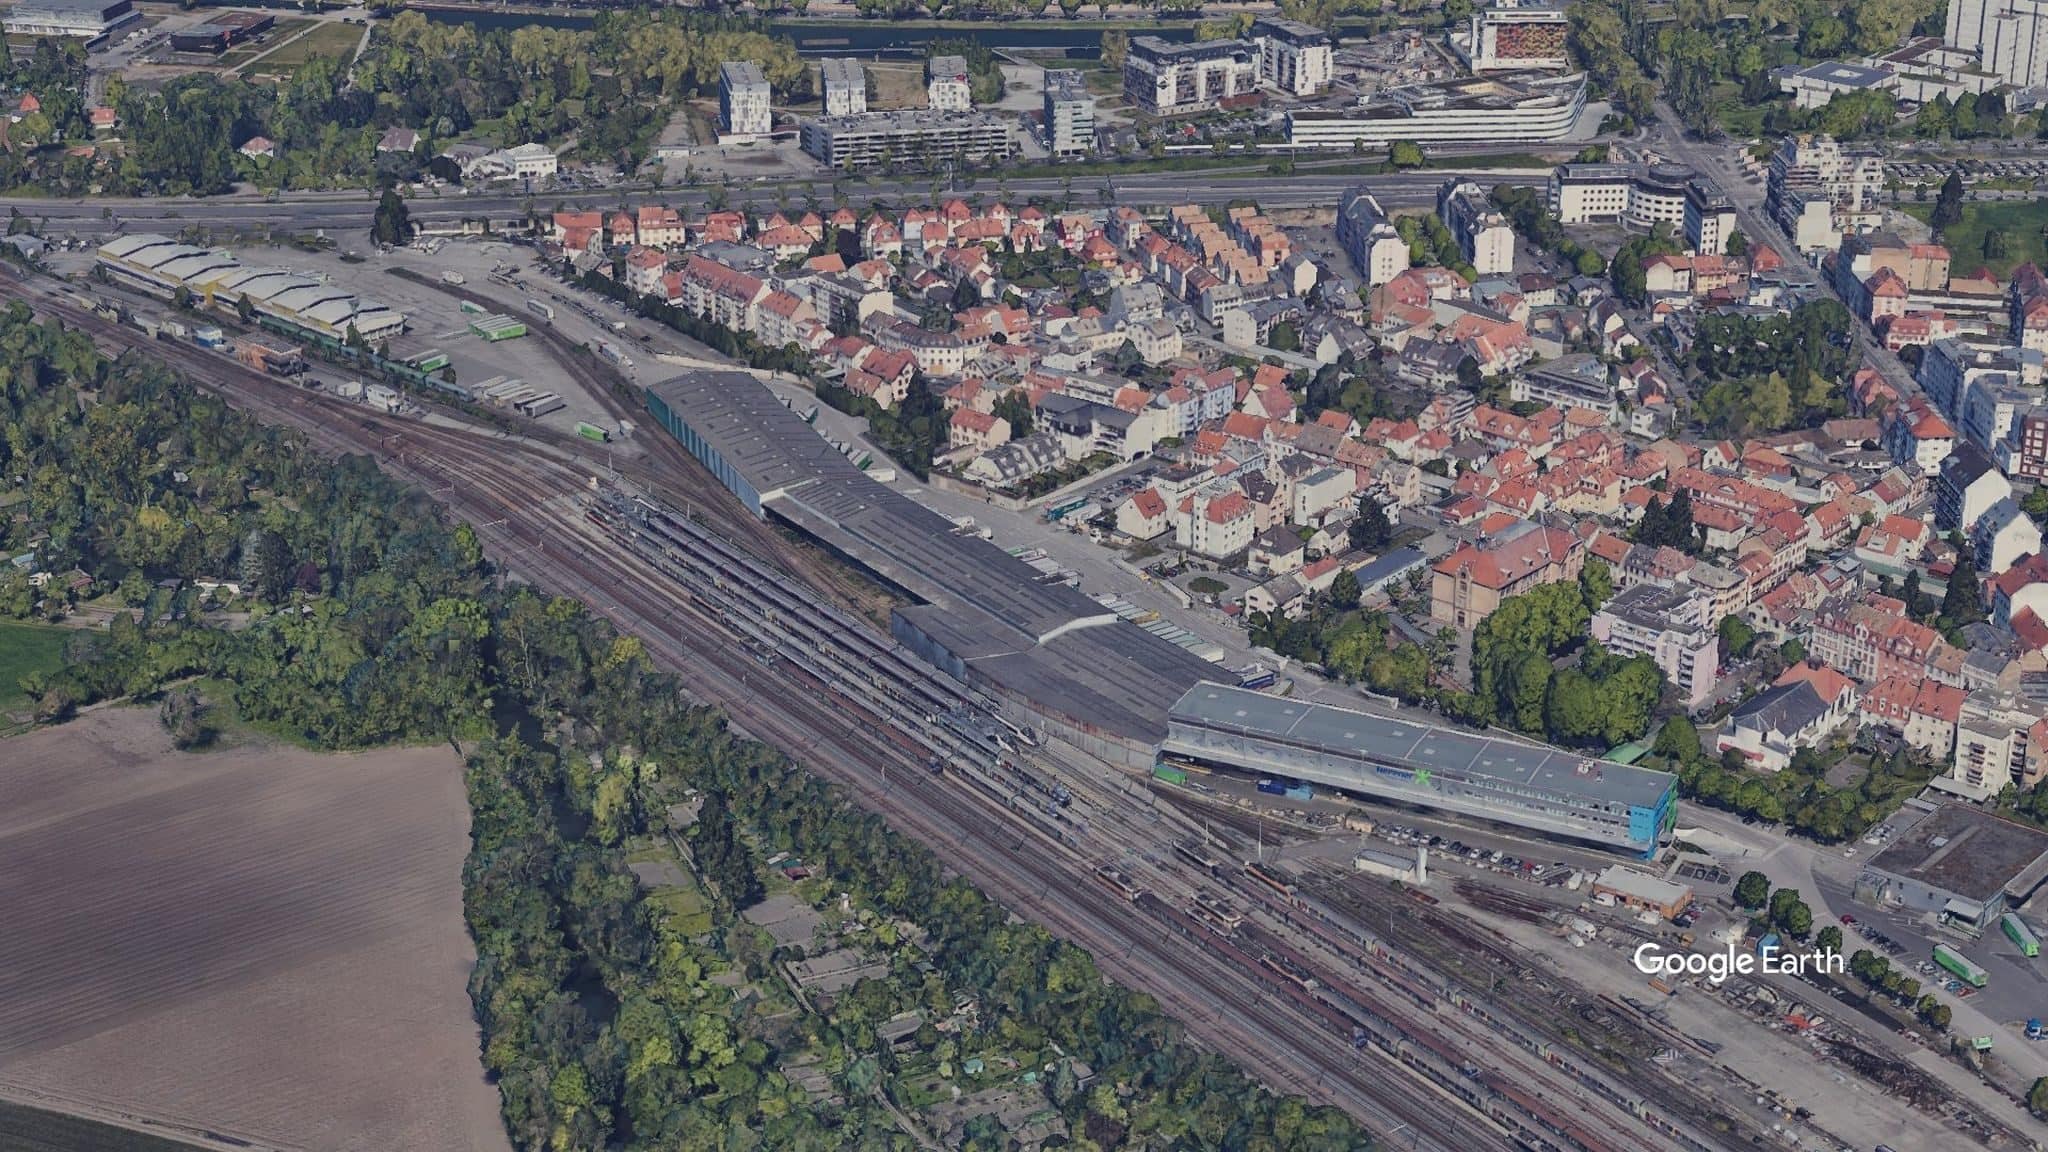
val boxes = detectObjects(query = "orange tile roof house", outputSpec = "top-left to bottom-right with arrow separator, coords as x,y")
1430,522 -> 1584,629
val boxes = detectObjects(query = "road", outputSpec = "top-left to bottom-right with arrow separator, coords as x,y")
0,169 -> 1543,236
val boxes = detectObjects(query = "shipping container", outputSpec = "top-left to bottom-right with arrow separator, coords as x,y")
194,326 -> 227,349
1152,764 -> 1188,786
575,421 -> 612,443
1256,779 -> 1287,795
1284,784 -> 1313,802
526,299 -> 555,322
1934,944 -> 1989,988
2004,912 -> 2040,957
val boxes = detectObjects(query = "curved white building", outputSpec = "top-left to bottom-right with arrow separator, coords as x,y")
1286,71 -> 1586,147
96,234 -> 407,342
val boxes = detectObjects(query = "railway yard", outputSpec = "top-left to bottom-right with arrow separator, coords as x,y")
8,258 -> 2038,1152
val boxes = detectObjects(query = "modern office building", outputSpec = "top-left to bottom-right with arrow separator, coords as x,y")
2,0 -> 139,45
1455,1 -> 1571,71
1123,36 -> 1260,115
1286,71 -> 1586,147
1946,0 -> 2048,87
821,58 -> 867,117
1547,161 -> 1734,254
1163,682 -> 1679,858
720,61 -> 773,138
1765,133 -> 1883,254
1437,178 -> 1515,277
1250,17 -> 1334,96
1590,584 -> 1719,709
1335,188 -> 1410,286
1043,70 -> 1097,158
166,10 -> 273,54
928,55 -> 973,111
800,111 -> 1014,171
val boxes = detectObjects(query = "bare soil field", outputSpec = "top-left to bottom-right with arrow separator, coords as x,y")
0,708 -> 509,1152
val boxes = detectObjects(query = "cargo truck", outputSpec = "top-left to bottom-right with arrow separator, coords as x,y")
2004,912 -> 2040,958
1933,944 -> 1989,988
1152,764 -> 1188,786
1283,784 -> 1313,802
1256,779 -> 1287,796
575,422 -> 612,443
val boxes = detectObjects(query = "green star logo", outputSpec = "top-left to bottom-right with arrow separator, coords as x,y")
1414,766 -> 1432,788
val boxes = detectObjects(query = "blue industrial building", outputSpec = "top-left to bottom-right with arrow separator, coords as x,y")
1164,683 -> 1678,858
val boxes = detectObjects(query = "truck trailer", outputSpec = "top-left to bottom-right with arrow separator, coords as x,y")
1933,944 -> 1989,988
2004,912 -> 2040,958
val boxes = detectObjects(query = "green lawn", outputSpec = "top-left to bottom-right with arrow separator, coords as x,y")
241,20 -> 363,73
1901,198 -> 2048,278
0,620 -> 68,721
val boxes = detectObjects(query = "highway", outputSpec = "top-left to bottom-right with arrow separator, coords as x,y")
0,169 -> 1540,234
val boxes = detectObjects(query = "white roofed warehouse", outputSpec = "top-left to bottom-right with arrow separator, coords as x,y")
1162,683 -> 1679,858
96,234 -> 407,342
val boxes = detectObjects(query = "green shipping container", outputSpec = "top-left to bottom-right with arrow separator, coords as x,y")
576,422 -> 611,443
1152,764 -> 1188,785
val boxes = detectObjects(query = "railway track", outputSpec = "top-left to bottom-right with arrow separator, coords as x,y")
10,275 -> 1543,1151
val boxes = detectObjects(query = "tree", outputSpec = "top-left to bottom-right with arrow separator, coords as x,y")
1734,871 -> 1771,910
1654,716 -> 1702,766
159,686 -> 214,749
1100,30 -> 1128,70
1942,551 -> 1985,627
1724,230 -> 1748,260
1717,614 -> 1756,660
1327,569 -> 1361,610
1388,141 -> 1425,169
2030,1077 -> 2048,1120
1816,924 -> 1843,954
1348,494 -> 1394,552
372,187 -> 413,246
1931,170 -> 1965,235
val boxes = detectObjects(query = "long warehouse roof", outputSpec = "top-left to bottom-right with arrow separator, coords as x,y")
1171,682 -> 1674,810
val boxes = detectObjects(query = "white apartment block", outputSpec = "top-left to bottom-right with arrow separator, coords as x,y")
1590,584 -> 1720,709
1251,17 -> 1333,96
928,55 -> 973,112
1336,188 -> 1411,286
1548,162 -> 1736,255
1947,0 -> 2048,87
1123,36 -> 1259,116
1765,133 -> 1884,254
1437,178 -> 1514,277
720,61 -> 773,138
821,58 -> 867,118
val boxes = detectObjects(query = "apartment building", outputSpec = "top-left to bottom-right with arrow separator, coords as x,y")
1947,690 -> 2048,800
821,58 -> 867,117
1251,17 -> 1333,96
1765,133 -> 1883,253
1590,583 -> 1720,709
1547,162 -> 1737,255
1437,179 -> 1515,277
928,55 -> 973,111
720,61 -> 773,138
1336,188 -> 1411,286
1123,36 -> 1259,115
1044,70 -> 1097,158
1458,0 -> 1570,71
1947,0 -> 2048,88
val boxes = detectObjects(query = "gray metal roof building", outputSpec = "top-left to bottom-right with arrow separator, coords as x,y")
645,372 -> 1220,760
1163,683 -> 1677,857
1862,803 -> 2048,933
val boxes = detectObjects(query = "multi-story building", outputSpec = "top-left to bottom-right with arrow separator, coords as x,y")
1546,162 -> 1737,255
1178,490 -> 1256,558
1124,36 -> 1260,115
1437,179 -> 1515,277
1918,337 -> 2042,421
1935,442 -> 2011,535
1456,0 -> 1571,71
800,111 -> 1015,172
1765,133 -> 1883,253
821,58 -> 867,117
1590,584 -> 1720,709
1287,72 -> 1586,147
720,61 -> 773,138
1946,0 -> 2048,88
1335,188 -> 1411,286
1250,17 -> 1333,96
1,0 -> 139,44
1430,521 -> 1583,628
1948,690 -> 2048,800
927,55 -> 973,111
1043,70 -> 1097,158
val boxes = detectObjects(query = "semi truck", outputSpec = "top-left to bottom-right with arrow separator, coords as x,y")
2004,912 -> 2041,958
1933,943 -> 1989,988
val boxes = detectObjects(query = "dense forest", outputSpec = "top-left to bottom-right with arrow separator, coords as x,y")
0,305 -> 1369,1151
